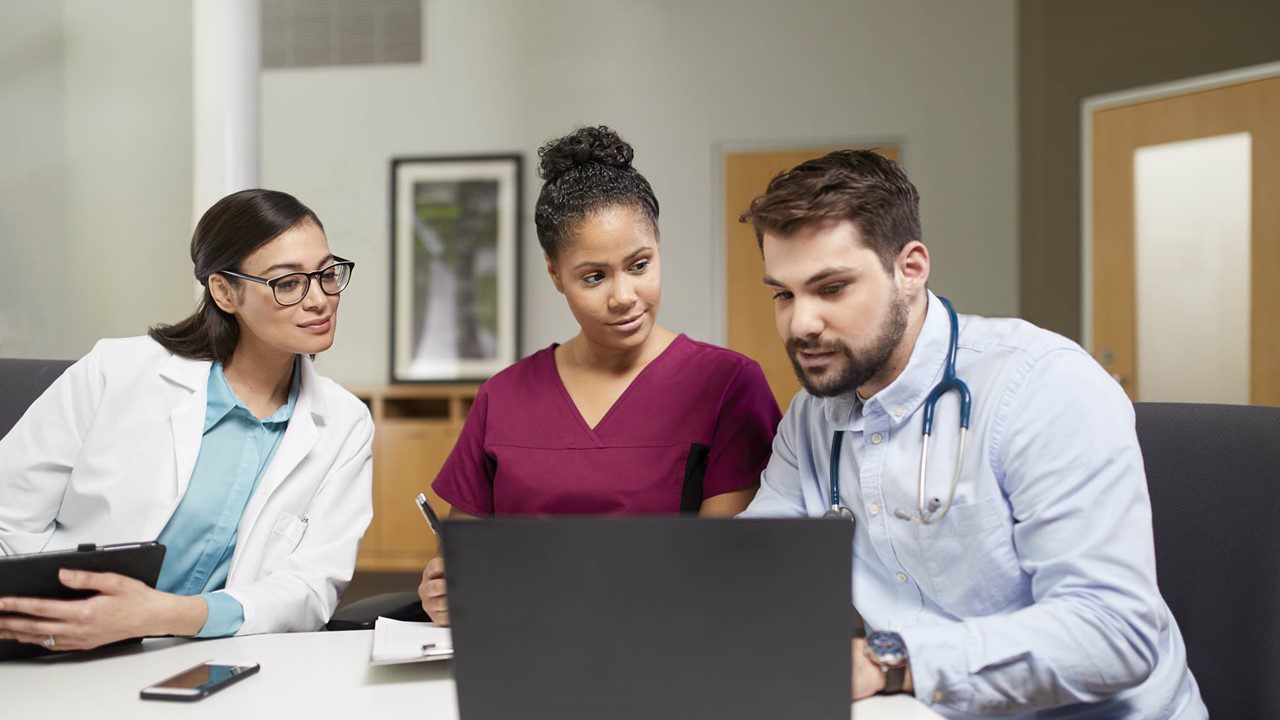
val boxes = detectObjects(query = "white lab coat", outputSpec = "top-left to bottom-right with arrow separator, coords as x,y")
0,336 -> 374,635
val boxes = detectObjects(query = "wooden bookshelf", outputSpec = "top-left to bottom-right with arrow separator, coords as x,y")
349,384 -> 477,572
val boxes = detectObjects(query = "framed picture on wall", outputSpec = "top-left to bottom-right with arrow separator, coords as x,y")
390,154 -> 522,383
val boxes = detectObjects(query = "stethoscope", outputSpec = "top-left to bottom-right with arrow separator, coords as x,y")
822,296 -> 972,525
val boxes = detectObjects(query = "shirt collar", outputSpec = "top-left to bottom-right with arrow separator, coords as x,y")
823,290 -> 951,430
205,357 -> 301,431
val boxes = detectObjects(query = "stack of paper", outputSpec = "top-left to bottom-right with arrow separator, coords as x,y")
369,616 -> 454,665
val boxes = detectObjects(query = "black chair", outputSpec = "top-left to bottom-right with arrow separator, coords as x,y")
326,590 -> 426,631
0,358 -> 74,440
1134,402 -> 1280,719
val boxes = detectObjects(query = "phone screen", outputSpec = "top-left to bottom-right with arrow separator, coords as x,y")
151,663 -> 253,693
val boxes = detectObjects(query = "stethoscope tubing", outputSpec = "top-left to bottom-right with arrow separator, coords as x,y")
827,296 -> 972,525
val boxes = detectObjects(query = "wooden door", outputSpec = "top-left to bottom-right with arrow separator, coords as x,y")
724,146 -> 900,409
1090,75 -> 1280,404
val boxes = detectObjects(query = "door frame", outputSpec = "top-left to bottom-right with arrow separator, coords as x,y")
710,136 -> 906,345
1079,61 -> 1280,353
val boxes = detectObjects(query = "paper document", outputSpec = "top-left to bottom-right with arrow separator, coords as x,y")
370,616 -> 454,665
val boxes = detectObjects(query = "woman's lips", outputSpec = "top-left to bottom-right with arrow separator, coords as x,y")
299,317 -> 332,334
608,313 -> 645,334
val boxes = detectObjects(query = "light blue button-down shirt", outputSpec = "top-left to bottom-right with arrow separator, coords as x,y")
155,359 -> 298,638
742,292 -> 1205,719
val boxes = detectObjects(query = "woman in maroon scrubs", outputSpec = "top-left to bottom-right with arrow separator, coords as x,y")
419,126 -> 781,624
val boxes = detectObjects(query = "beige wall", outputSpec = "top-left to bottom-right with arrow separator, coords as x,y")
0,0 -> 193,360
1018,0 -> 1280,340
0,1 -> 67,356
263,0 -> 1019,387
3,0 -> 1018,386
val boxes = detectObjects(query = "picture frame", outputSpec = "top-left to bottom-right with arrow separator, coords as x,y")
389,154 -> 522,383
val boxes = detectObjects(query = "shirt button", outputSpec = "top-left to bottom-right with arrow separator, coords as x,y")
893,407 -> 904,417
933,691 -> 946,703
871,433 -> 884,444
896,572 -> 908,583
868,503 -> 881,516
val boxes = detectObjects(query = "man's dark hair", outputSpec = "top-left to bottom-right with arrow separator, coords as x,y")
534,125 -> 660,260
739,149 -> 921,271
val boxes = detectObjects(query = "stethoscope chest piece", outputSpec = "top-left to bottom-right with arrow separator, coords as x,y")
823,505 -> 856,521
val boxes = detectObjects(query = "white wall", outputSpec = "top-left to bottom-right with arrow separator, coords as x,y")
2,0 -> 1016,379
262,0 -> 1018,387
0,0 -> 194,360
0,1 -> 68,356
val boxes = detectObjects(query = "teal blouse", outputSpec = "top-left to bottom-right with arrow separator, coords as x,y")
155,359 -> 299,637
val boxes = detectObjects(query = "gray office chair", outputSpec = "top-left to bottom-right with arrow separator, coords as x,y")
0,358 -> 74,440
1134,402 -> 1280,719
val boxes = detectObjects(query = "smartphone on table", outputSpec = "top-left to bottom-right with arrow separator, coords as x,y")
139,660 -> 260,701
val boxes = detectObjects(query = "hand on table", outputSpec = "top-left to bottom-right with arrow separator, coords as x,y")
0,569 -> 206,651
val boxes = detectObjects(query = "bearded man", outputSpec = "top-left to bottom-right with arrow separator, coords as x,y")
738,150 -> 1205,719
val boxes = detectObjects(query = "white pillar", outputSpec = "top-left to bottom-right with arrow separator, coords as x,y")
193,0 -> 260,223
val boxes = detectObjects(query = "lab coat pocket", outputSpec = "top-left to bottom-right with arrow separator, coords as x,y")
271,512 -> 309,553
917,498 -> 1028,618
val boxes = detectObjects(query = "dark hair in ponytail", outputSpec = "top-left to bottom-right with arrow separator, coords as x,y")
534,125 -> 659,260
148,189 -> 323,363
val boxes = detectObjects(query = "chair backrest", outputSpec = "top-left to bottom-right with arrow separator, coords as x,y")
0,359 -> 75,440
1134,402 -> 1280,719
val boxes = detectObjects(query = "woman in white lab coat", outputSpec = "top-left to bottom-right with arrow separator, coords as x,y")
0,189 -> 373,651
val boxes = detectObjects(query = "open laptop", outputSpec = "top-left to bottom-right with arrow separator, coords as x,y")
443,517 -> 854,720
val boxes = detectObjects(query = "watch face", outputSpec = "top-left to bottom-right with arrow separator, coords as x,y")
866,631 -> 908,666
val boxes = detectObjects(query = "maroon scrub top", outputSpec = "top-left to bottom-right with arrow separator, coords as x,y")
432,334 -> 782,515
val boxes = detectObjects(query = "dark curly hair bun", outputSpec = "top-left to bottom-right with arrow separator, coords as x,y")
538,125 -> 635,182
534,125 -> 659,258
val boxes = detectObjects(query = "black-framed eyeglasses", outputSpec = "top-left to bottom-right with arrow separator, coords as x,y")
220,256 -> 355,307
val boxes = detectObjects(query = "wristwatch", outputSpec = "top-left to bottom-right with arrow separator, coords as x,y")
864,630 -> 909,695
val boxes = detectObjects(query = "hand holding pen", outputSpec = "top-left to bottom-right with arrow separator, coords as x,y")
415,493 -> 450,627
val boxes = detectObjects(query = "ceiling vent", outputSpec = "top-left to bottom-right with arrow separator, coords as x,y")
262,0 -> 422,69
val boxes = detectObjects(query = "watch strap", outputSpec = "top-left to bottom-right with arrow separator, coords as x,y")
882,665 -> 906,695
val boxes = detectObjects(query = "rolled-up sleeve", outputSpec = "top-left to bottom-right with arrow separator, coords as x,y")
196,591 -> 245,638
898,349 -> 1164,715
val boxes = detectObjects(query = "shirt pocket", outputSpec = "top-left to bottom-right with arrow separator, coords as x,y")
269,512 -> 309,554
916,497 -> 1029,617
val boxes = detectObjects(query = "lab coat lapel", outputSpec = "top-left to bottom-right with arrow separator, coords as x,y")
249,396 -> 318,511
235,357 -> 327,554
153,353 -> 212,538
170,395 -> 206,498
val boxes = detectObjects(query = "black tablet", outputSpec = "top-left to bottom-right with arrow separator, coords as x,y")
0,541 -> 166,661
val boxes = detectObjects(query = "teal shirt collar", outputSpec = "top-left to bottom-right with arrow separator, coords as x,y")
205,357 -> 301,431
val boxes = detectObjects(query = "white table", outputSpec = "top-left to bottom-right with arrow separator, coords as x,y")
1,631 -> 942,718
